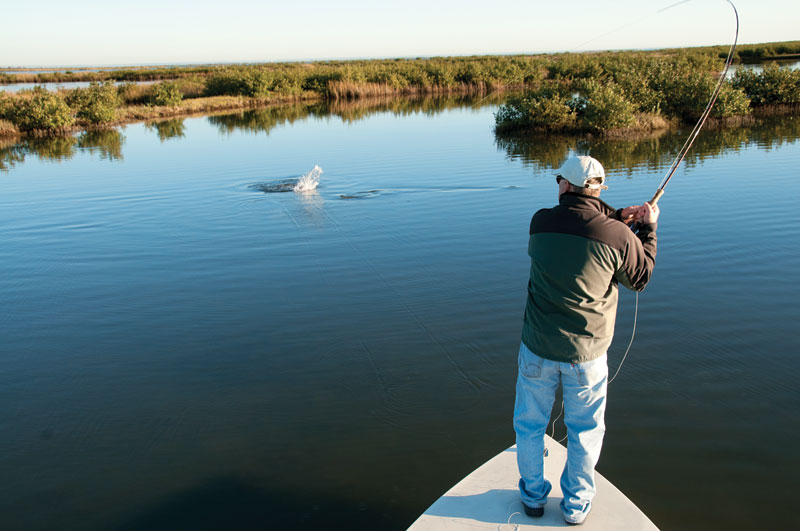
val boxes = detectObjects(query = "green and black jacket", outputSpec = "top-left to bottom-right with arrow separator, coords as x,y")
521,192 -> 657,363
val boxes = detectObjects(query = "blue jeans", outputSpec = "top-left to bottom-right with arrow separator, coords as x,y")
513,341 -> 608,524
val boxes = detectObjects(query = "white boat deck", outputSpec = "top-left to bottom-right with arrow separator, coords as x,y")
408,437 -> 659,530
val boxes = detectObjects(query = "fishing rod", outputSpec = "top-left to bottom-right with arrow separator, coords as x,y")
645,0 -> 739,208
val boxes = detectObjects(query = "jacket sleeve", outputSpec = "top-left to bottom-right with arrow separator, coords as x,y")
614,222 -> 657,292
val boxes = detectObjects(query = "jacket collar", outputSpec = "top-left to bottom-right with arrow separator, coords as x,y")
559,191 -> 616,216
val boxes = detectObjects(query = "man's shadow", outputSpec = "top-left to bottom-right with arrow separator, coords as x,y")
424,489 -> 572,528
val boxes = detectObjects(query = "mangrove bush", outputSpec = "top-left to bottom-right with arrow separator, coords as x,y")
150,81 -> 183,107
4,87 -> 74,131
494,87 -> 576,133
575,80 -> 637,132
204,68 -> 277,98
495,52 -> 754,134
732,63 -> 800,106
65,82 -> 121,124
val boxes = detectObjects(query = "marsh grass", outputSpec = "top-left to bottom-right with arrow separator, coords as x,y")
119,95 -> 273,121
117,83 -> 153,105
324,80 -> 491,99
0,119 -> 19,136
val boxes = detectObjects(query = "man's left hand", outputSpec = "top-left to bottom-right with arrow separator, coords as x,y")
619,206 -> 640,225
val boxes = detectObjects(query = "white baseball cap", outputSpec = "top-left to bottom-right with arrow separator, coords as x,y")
556,156 -> 608,190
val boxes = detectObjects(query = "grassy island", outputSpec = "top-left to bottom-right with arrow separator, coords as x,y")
1,40 -> 799,138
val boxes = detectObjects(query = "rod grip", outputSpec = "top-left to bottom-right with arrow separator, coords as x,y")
649,189 -> 664,206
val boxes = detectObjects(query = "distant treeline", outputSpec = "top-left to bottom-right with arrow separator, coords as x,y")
714,41 -> 800,62
1,42 -> 799,136
0,66 -> 214,85
2,40 -> 798,86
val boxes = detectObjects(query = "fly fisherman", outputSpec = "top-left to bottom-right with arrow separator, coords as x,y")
513,155 -> 659,525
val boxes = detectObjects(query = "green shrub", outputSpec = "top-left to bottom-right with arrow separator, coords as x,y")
710,83 -> 751,117
659,70 -> 751,121
455,62 -> 490,85
150,81 -> 183,106
658,70 -> 716,121
495,87 -> 576,132
366,70 -> 410,90
271,70 -> 303,96
424,63 -> 456,87
732,63 -> 800,106
576,80 -> 637,132
603,56 -> 664,114
204,68 -> 274,97
0,91 -> 11,120
65,81 -> 120,123
7,87 -> 74,131
545,55 -> 604,80
496,81 -> 638,133
302,70 -> 343,93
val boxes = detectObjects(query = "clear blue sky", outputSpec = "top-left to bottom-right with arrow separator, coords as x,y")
2,0 -> 797,66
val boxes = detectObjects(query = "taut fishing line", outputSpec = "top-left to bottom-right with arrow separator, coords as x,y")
547,0 -> 739,445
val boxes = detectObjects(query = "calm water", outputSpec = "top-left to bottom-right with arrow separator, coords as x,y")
0,80 -> 155,93
0,69 -> 109,75
2,98 -> 799,531
725,59 -> 800,78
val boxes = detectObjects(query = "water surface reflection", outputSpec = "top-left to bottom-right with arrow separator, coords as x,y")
0,129 -> 124,170
4,101 -> 799,175
495,115 -> 800,173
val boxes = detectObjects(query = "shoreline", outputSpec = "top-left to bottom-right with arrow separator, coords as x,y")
0,93 -> 321,139
0,86 -> 507,139
1,92 -> 798,141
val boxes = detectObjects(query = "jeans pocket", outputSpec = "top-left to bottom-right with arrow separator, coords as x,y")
518,343 -> 544,378
575,355 -> 608,388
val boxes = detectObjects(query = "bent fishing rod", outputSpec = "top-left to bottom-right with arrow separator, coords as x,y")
646,0 -> 739,208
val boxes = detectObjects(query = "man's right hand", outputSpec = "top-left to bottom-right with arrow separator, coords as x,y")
637,202 -> 660,225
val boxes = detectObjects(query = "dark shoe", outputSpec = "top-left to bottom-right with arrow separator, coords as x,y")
523,503 -> 544,517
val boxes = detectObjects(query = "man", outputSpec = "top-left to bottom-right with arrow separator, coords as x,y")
513,155 -> 659,525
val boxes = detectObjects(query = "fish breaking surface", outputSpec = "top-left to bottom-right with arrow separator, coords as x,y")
252,165 -> 322,193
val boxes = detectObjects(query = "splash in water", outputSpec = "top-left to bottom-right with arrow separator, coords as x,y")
293,165 -> 323,193
251,166 -> 323,194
